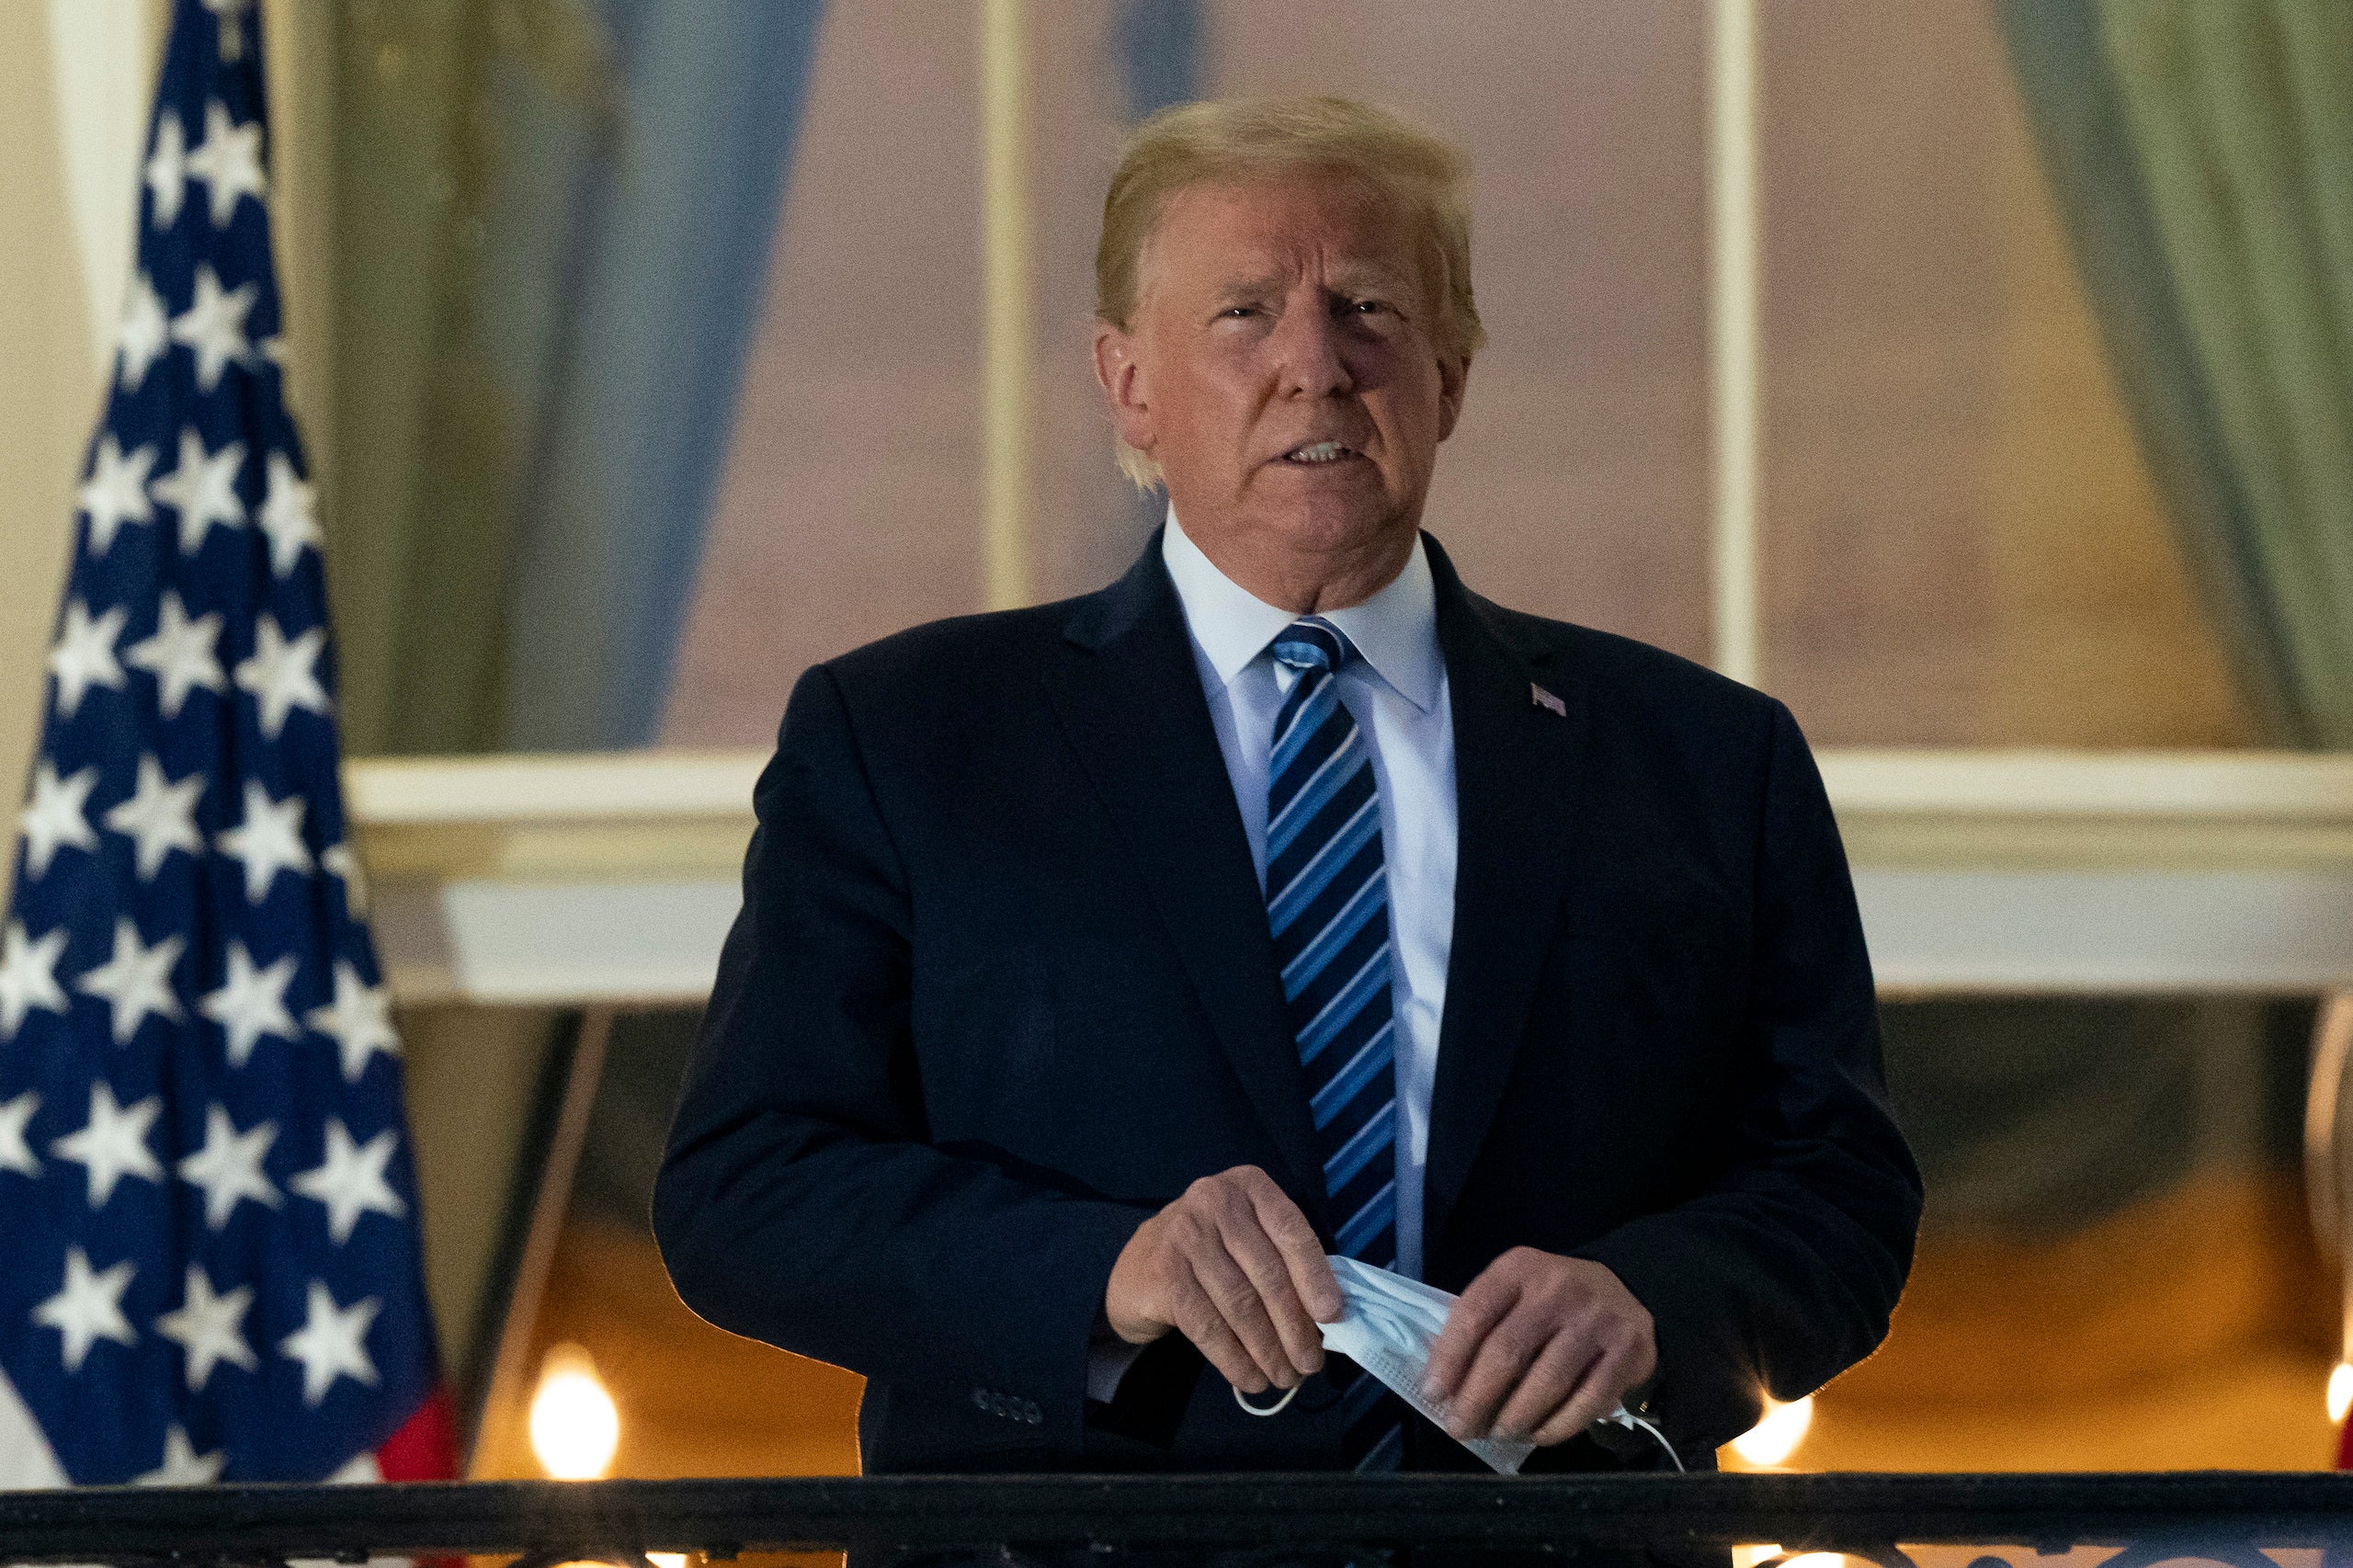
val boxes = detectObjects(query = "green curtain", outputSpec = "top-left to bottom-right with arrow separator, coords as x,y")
1997,0 -> 2353,746
324,0 -> 620,756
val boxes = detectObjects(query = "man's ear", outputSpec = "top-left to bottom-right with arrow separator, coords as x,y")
1435,352 -> 1472,443
1094,323 -> 1154,455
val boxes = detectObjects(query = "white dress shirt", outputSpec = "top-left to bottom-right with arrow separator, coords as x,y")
1088,516 -> 1458,1403
1160,512 -> 1459,1282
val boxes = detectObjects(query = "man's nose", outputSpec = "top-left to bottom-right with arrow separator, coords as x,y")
1272,307 -> 1354,399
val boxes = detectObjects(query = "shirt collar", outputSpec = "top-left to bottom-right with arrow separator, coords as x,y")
1162,506 -> 1444,713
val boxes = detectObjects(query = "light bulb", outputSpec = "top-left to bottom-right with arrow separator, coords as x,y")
2328,1363 -> 2353,1424
1730,1394 -> 1813,1467
529,1342 -> 620,1480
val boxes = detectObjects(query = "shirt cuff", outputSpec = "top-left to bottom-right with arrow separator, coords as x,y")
1086,1334 -> 1151,1403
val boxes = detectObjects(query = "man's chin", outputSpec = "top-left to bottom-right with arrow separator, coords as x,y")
1243,493 -> 1420,562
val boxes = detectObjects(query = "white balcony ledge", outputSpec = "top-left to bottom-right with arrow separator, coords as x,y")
349,748 -> 2353,1006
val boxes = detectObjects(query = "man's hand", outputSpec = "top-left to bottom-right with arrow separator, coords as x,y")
1106,1165 -> 1342,1394
1422,1247 -> 1655,1446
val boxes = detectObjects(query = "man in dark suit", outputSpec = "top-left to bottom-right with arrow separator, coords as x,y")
654,96 -> 1919,1479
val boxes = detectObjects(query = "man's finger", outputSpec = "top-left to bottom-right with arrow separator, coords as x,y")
1491,1330 -> 1599,1441
1445,1307 -> 1551,1439
1218,1205 -> 1325,1378
1173,1279 -> 1273,1393
1423,1273 -> 1520,1400
1529,1342 -> 1640,1447
1244,1175 -> 1343,1323
1188,1238 -> 1306,1388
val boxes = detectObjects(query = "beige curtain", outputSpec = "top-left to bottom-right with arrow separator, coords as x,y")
2001,0 -> 2353,745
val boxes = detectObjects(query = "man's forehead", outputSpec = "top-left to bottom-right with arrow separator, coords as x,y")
1143,176 -> 1421,293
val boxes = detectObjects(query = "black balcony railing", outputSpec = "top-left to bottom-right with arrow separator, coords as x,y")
6,1474 -> 2353,1567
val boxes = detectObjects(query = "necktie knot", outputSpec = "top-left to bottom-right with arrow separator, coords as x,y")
1272,617 -> 1352,676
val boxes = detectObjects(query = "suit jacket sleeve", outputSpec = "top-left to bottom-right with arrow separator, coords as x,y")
652,664 -> 1153,1451
1570,698 -> 1921,1455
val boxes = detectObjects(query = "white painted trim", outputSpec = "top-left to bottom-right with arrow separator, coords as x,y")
370,877 -> 741,1006
1858,867 -> 2353,995
342,749 -> 2353,1004
1821,749 -> 2353,818
1706,0 -> 1761,687
345,750 -> 762,825
978,0 -> 1033,612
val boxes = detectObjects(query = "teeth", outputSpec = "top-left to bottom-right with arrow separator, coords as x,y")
1288,441 -> 1348,463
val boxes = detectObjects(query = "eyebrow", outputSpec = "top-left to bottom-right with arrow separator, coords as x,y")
1209,264 -> 1417,303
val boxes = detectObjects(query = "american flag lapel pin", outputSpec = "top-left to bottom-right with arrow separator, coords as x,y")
1530,682 -> 1567,717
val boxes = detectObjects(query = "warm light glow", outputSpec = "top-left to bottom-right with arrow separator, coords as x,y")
1730,1394 -> 1813,1467
1732,1549 -> 1785,1568
648,1555 -> 688,1568
1782,1555 -> 1847,1568
2329,1363 -> 2353,1424
529,1342 -> 620,1480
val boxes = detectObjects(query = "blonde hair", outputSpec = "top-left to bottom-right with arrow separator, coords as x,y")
1096,96 -> 1484,490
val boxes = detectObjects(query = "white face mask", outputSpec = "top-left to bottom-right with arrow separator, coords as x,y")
1235,1256 -> 1679,1475
1320,1256 -> 1538,1473
1232,1256 -> 1532,1472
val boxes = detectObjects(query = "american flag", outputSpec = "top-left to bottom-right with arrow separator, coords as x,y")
0,0 -> 449,1486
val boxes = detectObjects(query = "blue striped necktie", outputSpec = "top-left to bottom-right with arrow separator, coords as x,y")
1266,617 -> 1404,1472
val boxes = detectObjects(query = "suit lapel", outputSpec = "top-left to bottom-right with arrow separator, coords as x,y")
1422,537 -> 1592,1248
1041,539 -> 1329,1216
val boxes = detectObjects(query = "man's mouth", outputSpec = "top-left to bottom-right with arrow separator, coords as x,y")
1282,440 -> 1358,465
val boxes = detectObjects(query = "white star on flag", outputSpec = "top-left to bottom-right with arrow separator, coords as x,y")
0,1090 -> 40,1177
156,1264 -> 260,1391
176,1103 -> 281,1230
78,436 -> 158,554
183,99 -> 265,227
321,842 -> 369,917
166,264 -> 256,392
215,779 -> 313,903
75,916 -> 187,1045
290,1119 -> 406,1244
136,1425 -> 226,1485
306,961 -> 399,1082
148,426 -> 247,552
19,761 -> 101,879
0,921 -> 70,1037
51,1080 -> 165,1208
200,0 -> 253,62
279,1280 -> 380,1406
199,939 -> 299,1067
48,599 -> 129,719
144,111 -> 188,228
256,451 -> 321,575
125,592 -> 228,719
33,1246 -> 137,1372
103,754 -> 206,881
233,615 -> 330,738
116,272 -> 172,392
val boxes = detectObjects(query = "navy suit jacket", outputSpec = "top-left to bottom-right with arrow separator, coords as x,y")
653,531 -> 1920,1474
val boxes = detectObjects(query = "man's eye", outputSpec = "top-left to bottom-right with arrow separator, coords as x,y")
1220,305 -> 1259,319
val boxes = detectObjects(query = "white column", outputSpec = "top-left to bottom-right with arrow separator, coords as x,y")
44,0 -> 158,373
1708,0 -> 1761,687
978,0 -> 1033,611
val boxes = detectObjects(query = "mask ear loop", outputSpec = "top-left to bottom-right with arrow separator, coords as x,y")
1233,1383 -> 1300,1416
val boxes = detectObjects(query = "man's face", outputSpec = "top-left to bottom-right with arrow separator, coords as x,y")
1096,171 -> 1469,578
